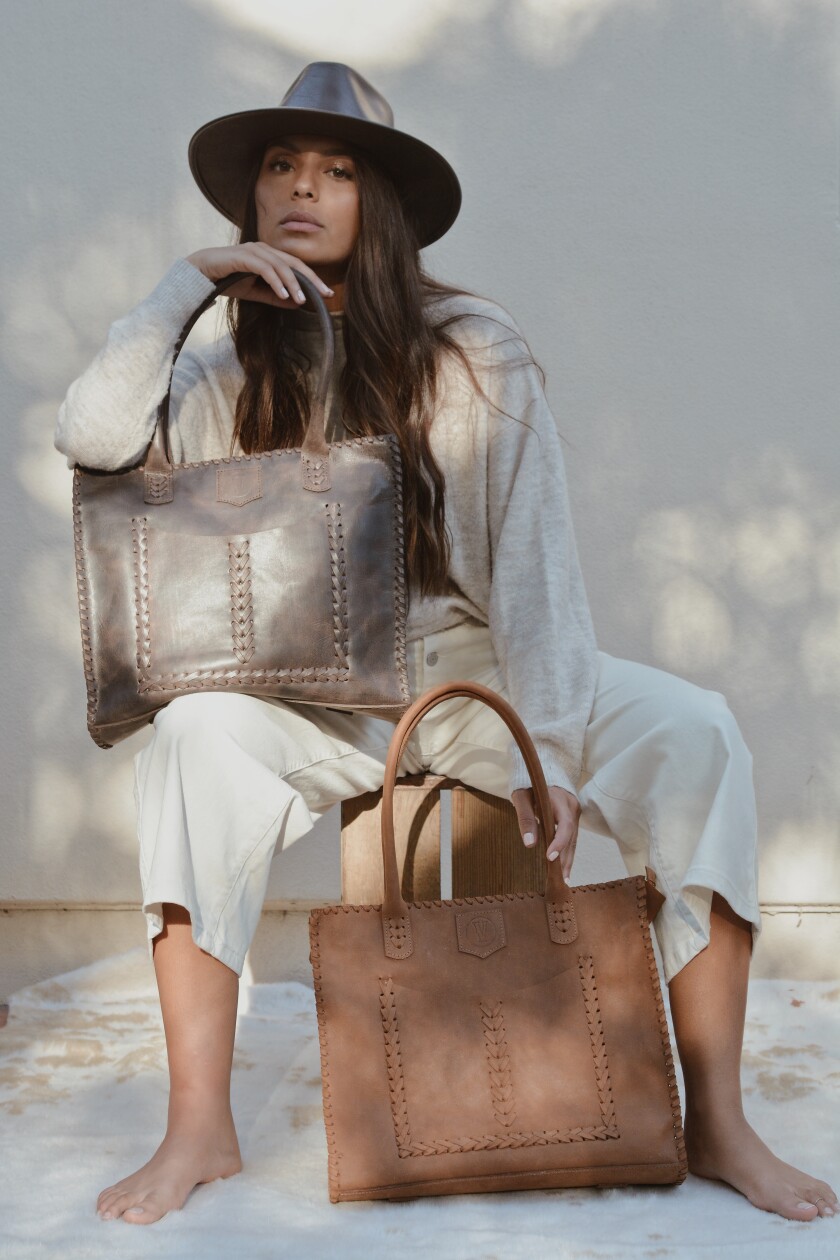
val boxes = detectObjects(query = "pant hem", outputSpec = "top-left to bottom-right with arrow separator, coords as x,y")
143,896 -> 247,976
658,867 -> 762,984
681,863 -> 762,934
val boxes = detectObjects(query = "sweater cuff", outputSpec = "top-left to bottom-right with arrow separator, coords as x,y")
141,257 -> 219,331
506,740 -> 579,800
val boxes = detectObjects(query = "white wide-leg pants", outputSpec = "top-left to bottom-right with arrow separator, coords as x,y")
133,621 -> 762,984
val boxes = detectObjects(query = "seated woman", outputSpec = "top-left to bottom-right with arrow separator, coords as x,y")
55,61 -> 837,1227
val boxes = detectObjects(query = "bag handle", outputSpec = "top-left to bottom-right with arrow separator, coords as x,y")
379,679 -> 579,959
142,267 -> 335,500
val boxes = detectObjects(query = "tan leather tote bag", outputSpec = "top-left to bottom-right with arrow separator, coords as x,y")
71,270 -> 410,749
309,679 -> 687,1203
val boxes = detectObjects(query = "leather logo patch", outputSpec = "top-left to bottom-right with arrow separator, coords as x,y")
455,906 -> 506,958
217,464 -> 262,507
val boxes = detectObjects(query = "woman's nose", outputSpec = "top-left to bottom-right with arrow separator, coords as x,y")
291,169 -> 316,198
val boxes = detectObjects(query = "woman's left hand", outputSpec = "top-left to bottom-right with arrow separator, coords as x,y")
510,785 -> 581,881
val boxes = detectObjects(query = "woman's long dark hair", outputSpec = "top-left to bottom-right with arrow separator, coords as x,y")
225,145 -> 544,599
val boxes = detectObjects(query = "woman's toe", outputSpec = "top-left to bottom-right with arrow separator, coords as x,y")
804,1183 -> 837,1217
122,1200 -> 163,1224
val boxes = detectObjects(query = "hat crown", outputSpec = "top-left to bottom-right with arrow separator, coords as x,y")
188,61 -> 461,246
279,62 -> 394,129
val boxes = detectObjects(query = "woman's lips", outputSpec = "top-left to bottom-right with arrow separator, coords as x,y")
279,221 -> 323,232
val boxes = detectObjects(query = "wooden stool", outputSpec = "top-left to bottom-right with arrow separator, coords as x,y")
340,773 -> 548,904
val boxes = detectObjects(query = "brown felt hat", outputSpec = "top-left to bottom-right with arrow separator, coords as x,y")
188,61 -> 461,248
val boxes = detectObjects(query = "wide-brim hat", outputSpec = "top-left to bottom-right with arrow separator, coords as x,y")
188,61 -> 461,248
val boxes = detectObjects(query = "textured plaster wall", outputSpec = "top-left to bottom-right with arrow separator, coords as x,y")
0,0 -> 837,985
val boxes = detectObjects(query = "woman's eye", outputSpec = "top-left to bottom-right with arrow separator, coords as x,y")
267,158 -> 352,178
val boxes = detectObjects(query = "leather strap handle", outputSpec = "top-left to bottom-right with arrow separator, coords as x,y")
143,268 -> 335,496
379,679 -> 578,959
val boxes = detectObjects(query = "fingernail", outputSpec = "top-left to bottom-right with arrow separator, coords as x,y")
297,288 -> 305,301
102,1212 -> 113,1219
523,832 -> 535,847
797,1202 -> 816,1210
324,286 -> 334,294
548,851 -> 559,862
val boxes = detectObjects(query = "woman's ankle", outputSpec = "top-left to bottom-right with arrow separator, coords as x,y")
165,1091 -> 237,1135
684,1096 -> 747,1136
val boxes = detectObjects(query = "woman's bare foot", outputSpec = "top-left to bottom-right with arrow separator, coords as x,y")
685,1105 -> 838,1221
95,1110 -> 242,1225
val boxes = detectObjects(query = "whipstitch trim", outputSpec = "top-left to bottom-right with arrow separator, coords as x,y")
388,437 -> 411,705
172,432 -> 392,470
635,877 -> 688,1182
72,472 -> 108,747
308,913 -> 342,1201
131,517 -> 152,672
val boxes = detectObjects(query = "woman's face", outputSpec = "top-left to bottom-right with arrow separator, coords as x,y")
254,133 -> 361,283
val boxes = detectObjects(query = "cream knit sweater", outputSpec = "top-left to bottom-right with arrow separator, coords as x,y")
54,257 -> 598,798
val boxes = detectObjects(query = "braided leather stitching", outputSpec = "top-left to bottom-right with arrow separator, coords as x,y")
547,896 -> 578,944
138,664 -> 350,691
383,914 -> 413,958
228,538 -> 255,664
143,470 -> 172,504
301,452 -> 331,491
324,503 -> 349,667
480,1000 -> 517,1129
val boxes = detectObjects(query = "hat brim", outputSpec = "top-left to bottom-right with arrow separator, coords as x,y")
188,107 -> 461,248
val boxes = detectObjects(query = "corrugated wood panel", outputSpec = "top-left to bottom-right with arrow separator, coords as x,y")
451,784 -> 546,897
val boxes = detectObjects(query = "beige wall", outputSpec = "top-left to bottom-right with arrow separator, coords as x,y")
2,0 -> 838,995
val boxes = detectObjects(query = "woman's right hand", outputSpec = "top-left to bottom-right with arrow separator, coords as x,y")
185,244 -> 334,308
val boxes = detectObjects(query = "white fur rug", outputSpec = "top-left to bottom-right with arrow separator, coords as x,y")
1,947 -> 838,1259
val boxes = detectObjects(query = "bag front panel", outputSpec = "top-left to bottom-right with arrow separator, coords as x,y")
309,878 -> 685,1201
73,437 -> 410,745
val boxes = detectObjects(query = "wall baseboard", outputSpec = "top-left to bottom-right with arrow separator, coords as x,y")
2,901 -> 838,1002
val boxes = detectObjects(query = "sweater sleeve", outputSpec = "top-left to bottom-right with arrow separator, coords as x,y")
54,257 -> 219,471
482,315 -> 599,800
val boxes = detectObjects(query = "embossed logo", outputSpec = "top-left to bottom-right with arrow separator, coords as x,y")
456,906 -> 506,958
467,916 -> 496,945
217,464 -> 262,507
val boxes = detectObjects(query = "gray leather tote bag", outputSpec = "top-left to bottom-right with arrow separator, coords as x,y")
71,269 -> 411,749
